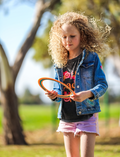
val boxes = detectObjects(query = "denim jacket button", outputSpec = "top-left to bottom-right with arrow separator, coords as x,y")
77,73 -> 79,75
77,85 -> 79,88
79,111 -> 81,114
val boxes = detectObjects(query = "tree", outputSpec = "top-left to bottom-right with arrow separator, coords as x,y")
32,19 -> 53,68
0,0 -> 60,145
19,88 -> 43,105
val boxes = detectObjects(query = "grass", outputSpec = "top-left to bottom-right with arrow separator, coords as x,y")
0,144 -> 120,157
0,145 -> 65,157
0,103 -> 120,157
99,103 -> 120,119
19,104 -> 54,131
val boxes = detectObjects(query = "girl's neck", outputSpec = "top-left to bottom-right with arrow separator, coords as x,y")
68,49 -> 82,60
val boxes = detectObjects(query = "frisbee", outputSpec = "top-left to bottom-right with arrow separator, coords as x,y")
38,77 -> 75,98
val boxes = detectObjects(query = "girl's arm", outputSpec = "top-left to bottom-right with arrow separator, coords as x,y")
70,90 -> 93,102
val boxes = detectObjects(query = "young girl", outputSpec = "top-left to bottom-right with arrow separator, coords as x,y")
45,12 -> 109,157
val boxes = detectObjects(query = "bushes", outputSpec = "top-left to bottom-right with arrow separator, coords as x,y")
18,88 -> 44,105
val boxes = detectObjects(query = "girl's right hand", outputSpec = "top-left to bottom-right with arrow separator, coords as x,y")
45,90 -> 58,100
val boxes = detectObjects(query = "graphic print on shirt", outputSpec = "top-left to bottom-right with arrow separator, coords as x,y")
63,54 -> 82,102
63,70 -> 76,102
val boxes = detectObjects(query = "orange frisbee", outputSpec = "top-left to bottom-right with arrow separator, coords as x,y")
38,77 -> 75,98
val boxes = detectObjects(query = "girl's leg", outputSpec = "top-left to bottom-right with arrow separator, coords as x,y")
80,132 -> 96,157
63,132 -> 80,157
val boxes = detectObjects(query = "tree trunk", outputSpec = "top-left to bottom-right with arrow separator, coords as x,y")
1,86 -> 27,145
0,44 -> 27,145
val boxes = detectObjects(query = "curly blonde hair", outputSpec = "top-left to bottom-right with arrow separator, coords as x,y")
48,12 -> 111,67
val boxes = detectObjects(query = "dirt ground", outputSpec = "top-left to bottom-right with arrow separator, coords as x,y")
0,119 -> 120,146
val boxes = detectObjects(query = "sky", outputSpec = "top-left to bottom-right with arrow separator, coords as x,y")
0,2 -> 53,103
0,2 -> 120,104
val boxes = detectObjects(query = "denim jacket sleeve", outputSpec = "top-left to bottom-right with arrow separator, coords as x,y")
89,54 -> 108,100
52,67 -> 62,102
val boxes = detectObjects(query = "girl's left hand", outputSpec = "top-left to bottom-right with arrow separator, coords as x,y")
70,90 -> 93,102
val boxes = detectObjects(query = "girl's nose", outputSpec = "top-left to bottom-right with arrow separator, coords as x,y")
66,37 -> 71,42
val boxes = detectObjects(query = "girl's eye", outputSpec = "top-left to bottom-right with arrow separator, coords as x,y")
70,35 -> 75,38
62,35 -> 75,39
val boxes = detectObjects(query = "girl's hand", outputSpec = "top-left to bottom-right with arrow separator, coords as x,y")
70,90 -> 93,102
45,90 -> 58,100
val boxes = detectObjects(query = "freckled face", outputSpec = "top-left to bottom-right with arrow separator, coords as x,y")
61,23 -> 81,54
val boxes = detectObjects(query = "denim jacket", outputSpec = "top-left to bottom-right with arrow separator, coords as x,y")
53,49 -> 108,119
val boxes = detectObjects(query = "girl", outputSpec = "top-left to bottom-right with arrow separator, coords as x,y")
46,12 -> 109,157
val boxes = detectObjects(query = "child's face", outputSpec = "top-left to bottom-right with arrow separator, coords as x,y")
61,23 -> 81,54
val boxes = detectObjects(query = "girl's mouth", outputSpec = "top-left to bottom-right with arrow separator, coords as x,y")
67,44 -> 72,46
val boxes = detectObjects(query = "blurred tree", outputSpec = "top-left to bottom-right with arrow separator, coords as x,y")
0,0 -> 60,145
108,93 -> 120,103
19,88 -> 43,105
32,20 -> 53,68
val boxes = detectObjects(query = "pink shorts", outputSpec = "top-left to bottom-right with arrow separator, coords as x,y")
57,113 -> 99,136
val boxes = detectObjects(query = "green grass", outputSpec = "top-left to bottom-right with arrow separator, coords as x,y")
99,103 -> 120,119
0,145 -> 120,157
19,105 -> 55,131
